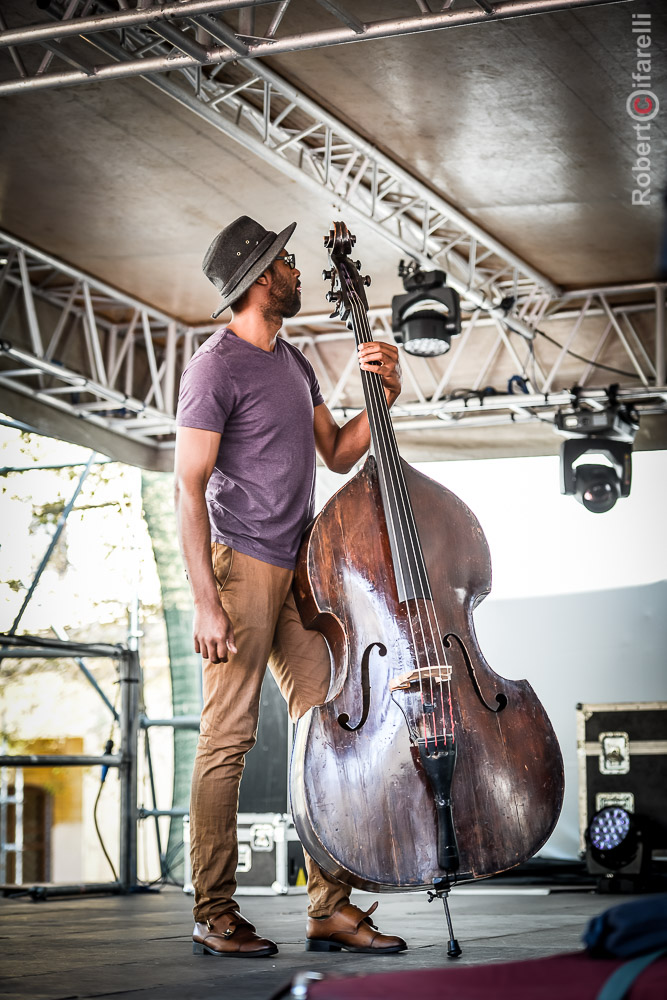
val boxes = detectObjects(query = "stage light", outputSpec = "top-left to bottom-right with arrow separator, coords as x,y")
391,261 -> 461,357
556,401 -> 638,513
585,806 -> 643,875
560,440 -> 631,513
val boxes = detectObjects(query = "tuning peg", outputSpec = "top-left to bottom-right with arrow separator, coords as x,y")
354,261 -> 361,271
349,234 -> 356,246
363,275 -> 371,287
325,291 -> 337,302
322,269 -> 333,281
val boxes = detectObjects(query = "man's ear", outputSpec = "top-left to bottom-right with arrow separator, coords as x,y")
255,271 -> 270,286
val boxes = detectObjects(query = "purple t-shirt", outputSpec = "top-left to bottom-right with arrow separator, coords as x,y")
176,327 -> 324,570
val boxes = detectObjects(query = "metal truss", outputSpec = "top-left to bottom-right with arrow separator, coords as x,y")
0,1 -> 629,97
0,230 -> 181,446
279,299 -> 667,433
1,230 -> 665,461
0,0 -> 632,347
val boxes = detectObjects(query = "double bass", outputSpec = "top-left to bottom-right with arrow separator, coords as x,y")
290,222 -> 564,905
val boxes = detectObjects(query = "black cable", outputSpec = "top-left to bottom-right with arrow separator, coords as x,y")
93,776 -> 118,883
93,683 -> 120,883
534,328 -> 637,379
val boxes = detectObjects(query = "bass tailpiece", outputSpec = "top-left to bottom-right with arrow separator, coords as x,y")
417,733 -> 460,873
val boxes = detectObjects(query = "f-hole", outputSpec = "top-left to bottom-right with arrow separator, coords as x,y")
443,633 -> 508,713
337,641 -> 386,732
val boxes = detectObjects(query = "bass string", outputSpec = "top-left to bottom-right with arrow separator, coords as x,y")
360,325 -> 452,743
365,359 -> 455,741
346,290 -> 455,738
353,297 -> 447,745
346,275 -> 454,744
343,280 -> 429,738
344,272 -> 455,742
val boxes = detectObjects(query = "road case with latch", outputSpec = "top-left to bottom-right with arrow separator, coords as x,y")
576,701 -> 667,860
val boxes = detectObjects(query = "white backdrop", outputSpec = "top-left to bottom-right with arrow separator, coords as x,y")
316,450 -> 667,860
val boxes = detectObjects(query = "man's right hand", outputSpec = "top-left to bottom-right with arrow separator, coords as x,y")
193,600 -> 238,663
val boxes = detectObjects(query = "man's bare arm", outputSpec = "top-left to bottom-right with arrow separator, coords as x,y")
314,341 -> 401,474
174,426 -> 237,663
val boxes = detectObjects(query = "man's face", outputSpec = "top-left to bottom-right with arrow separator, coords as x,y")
268,250 -> 301,319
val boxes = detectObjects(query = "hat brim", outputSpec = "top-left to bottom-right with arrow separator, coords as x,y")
211,221 -> 297,319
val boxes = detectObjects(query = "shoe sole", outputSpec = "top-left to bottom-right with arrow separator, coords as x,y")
193,942 -> 279,957
305,940 -> 406,954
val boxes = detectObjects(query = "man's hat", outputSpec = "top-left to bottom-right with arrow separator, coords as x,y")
202,216 -> 297,318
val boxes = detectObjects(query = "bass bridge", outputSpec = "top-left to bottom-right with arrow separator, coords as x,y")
389,664 -> 452,691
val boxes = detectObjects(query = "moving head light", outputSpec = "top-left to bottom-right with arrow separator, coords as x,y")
391,261 -> 461,357
559,438 -> 632,513
556,400 -> 638,514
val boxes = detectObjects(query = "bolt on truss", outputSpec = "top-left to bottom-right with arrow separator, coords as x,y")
0,230 -> 665,462
0,1 -> 632,98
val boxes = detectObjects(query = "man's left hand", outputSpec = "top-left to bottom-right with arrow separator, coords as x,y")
357,341 -> 402,402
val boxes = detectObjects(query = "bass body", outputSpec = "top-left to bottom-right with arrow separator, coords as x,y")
291,456 -> 564,891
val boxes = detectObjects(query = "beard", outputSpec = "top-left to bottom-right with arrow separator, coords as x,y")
261,267 -> 301,324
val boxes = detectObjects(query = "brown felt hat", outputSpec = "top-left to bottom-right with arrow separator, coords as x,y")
202,216 -> 297,318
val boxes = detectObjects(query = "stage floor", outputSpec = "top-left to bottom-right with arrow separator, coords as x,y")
0,884 -> 624,1000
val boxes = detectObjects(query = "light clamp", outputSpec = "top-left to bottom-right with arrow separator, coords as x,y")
554,406 -> 638,443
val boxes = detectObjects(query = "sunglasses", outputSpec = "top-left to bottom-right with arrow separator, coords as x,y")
275,252 -> 296,269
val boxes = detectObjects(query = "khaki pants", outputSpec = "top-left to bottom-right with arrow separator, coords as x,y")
190,543 -> 351,922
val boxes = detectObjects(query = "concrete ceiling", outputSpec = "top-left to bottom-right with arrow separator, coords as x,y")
0,1 -> 664,324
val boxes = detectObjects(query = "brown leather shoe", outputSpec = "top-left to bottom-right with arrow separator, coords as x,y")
192,912 -> 278,957
305,901 -> 407,954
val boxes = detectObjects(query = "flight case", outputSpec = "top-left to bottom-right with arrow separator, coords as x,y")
576,701 -> 667,855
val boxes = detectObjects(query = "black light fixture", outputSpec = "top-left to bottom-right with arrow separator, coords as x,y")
559,438 -> 632,513
585,806 -> 644,876
391,261 -> 461,357
556,396 -> 638,513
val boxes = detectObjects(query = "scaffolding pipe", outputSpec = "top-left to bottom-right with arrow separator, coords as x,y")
0,754 -> 121,767
0,638 -> 125,658
0,647 -> 123,660
1,624 -> 142,889
141,715 -> 200,729
118,649 -> 140,890
6,453 -> 97,636
4,882 -> 123,899
0,459 -> 112,474
138,808 -> 189,818
143,728 -> 167,878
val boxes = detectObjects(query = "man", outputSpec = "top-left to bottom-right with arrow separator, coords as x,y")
174,216 -> 405,958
